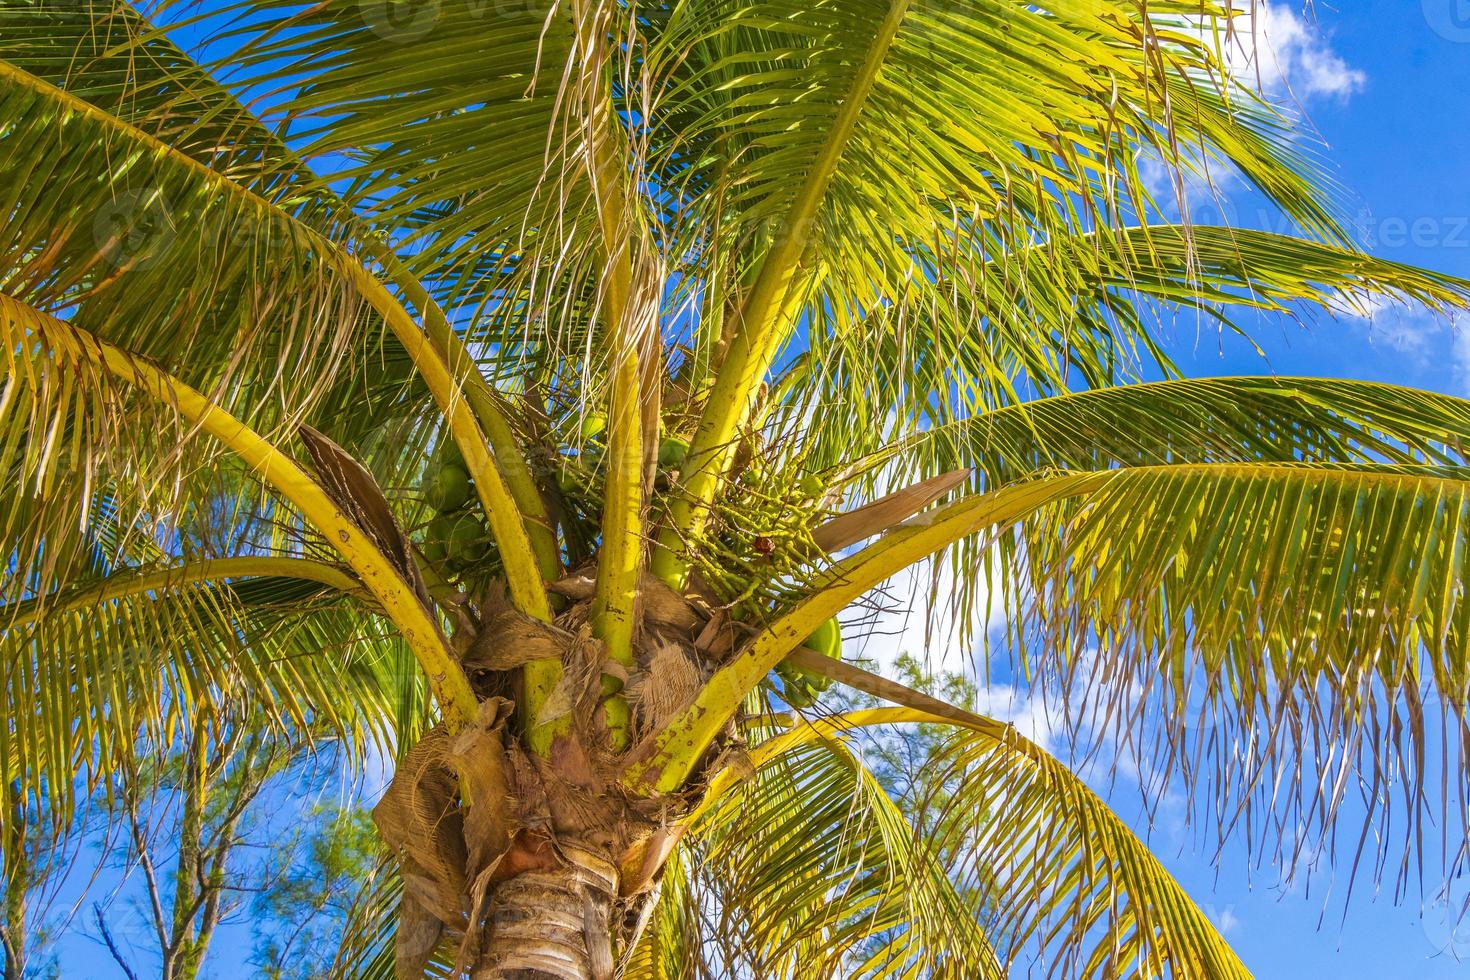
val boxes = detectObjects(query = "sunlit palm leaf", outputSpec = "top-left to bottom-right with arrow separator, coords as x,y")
637,713 -> 1244,978
867,376 -> 1470,530
917,721 -> 1248,978
829,375 -> 1470,674
194,0 -> 606,350
629,739 -> 1001,978
4,0 -> 1469,972
0,21 -> 445,491
0,0 -> 328,193
777,228 -> 1470,484
0,57 -> 366,412
0,570 -> 405,838
1003,462 -> 1470,868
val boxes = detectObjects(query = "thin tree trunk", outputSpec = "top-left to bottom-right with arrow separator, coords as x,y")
2,782 -> 25,980
472,850 -> 619,980
167,713 -> 210,980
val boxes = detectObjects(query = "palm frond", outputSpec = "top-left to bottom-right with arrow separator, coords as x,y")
640,707 -> 1242,978
645,454 -> 1470,884
651,0 -> 1360,556
3,557 -> 362,628
0,0 -> 331,195
908,717 -> 1246,978
1,291 -> 478,726
829,374 -> 1470,715
0,27 -> 557,598
0,56 -> 369,428
912,376 -> 1470,487
1005,462 -> 1470,876
776,228 -> 1470,486
193,0 -> 601,333
630,739 -> 1002,979
0,568 -> 405,842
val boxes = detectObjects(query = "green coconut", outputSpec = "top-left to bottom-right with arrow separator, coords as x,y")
421,514 -> 457,566
419,533 -> 449,566
783,680 -> 818,709
436,436 -> 464,470
772,619 -> 842,708
803,617 -> 842,661
775,662 -> 819,709
580,412 -> 607,442
658,436 -> 689,469
424,463 -> 471,513
556,460 -> 581,495
446,512 -> 491,563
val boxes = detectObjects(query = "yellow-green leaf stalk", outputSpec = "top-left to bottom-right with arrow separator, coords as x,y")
2,295 -> 480,731
652,0 -> 915,587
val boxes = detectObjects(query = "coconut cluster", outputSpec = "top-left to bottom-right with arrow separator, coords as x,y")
777,616 -> 842,707
415,407 -> 848,714
417,441 -> 498,576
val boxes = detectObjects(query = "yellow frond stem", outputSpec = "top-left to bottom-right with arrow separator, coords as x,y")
0,60 -> 553,624
1,557 -> 362,631
682,705 -> 1247,976
629,474 -> 1105,792
572,0 -> 655,751
1,295 -> 479,731
375,252 -> 561,583
591,343 -> 643,671
657,0 -> 913,585
338,262 -> 552,625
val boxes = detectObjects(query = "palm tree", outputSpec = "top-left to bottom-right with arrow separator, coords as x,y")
3,0 -> 1469,975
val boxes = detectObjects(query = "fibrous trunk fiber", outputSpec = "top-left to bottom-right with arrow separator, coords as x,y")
472,847 -> 619,980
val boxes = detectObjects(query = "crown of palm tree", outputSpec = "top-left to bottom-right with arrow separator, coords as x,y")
2,0 -> 1468,975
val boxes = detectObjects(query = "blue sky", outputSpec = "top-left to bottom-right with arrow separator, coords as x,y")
1168,5 -> 1470,974
839,3 -> 1470,976
1168,2 -> 1470,402
854,4 -> 1470,975
33,2 -> 1470,976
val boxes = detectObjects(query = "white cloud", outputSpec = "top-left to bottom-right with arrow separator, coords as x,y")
1204,903 -> 1244,937
841,552 -> 1066,751
1334,290 -> 1470,395
1333,291 -> 1436,356
973,681 -> 1062,751
1208,4 -> 1366,101
1137,150 -> 1241,225
1134,7 -> 1363,227
842,553 -> 1007,677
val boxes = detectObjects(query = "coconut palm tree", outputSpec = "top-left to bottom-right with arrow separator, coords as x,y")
3,0 -> 1469,975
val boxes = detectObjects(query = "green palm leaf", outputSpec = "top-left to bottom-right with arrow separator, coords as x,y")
780,229 -> 1470,481
631,739 -> 1001,978
0,568 -> 406,834
643,708 -> 1246,978
840,376 -> 1470,660
4,0 -> 1470,974
1011,462 -> 1469,841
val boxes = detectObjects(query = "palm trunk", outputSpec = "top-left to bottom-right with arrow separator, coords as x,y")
472,849 -> 619,980
374,604 -> 704,979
